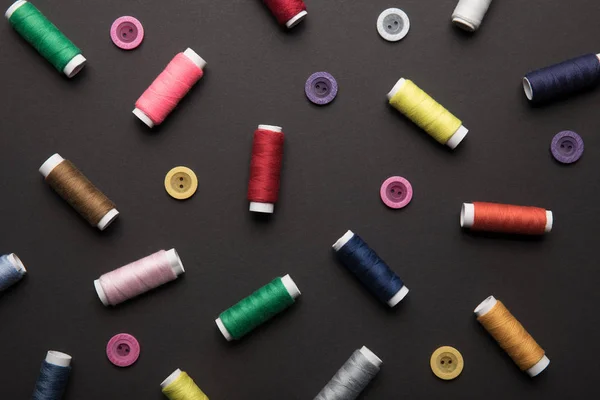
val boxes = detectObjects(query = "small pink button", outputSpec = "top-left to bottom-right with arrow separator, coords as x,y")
380,176 -> 413,209
106,333 -> 140,367
110,16 -> 144,50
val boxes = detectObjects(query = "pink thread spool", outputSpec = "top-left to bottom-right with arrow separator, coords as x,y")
94,249 -> 185,306
133,48 -> 206,128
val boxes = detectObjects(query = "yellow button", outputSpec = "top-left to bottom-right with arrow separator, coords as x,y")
164,166 -> 198,200
430,346 -> 463,380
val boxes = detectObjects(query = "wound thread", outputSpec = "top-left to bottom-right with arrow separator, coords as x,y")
6,1 -> 85,77
387,78 -> 468,149
333,230 -> 408,307
262,0 -> 307,28
314,347 -> 382,400
475,296 -> 549,377
523,53 -> 600,103
32,351 -> 72,400
94,249 -> 185,306
452,0 -> 492,32
0,253 -> 26,292
40,154 -> 119,231
216,275 -> 300,340
134,48 -> 206,128
247,125 -> 285,214
461,202 -> 552,235
161,369 -> 208,400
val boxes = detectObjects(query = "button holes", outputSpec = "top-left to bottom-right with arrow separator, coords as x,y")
179,185 -> 184,189
388,25 -> 392,29
394,21 -> 399,25
448,360 -> 452,364
441,360 -> 445,364
129,28 -> 133,33
180,177 -> 184,181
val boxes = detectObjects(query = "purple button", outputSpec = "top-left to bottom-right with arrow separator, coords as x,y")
551,131 -> 584,164
305,72 -> 338,105
380,176 -> 413,209
106,333 -> 140,367
110,16 -> 144,50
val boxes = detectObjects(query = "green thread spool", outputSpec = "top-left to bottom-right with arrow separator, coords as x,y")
387,78 -> 468,149
161,369 -> 208,400
215,274 -> 301,340
5,1 -> 85,77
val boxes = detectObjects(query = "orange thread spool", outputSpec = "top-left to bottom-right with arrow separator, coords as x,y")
461,202 -> 552,235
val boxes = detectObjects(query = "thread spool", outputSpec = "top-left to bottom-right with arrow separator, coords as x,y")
475,296 -> 549,377
387,78 -> 468,149
161,369 -> 208,400
216,274 -> 300,340
523,53 -> 600,103
314,346 -> 382,400
94,249 -> 184,306
32,351 -> 72,400
247,124 -> 284,214
262,0 -> 307,28
332,230 -> 409,307
133,48 -> 206,128
5,1 -> 85,77
452,0 -> 492,32
40,154 -> 119,230
461,202 -> 553,235
0,253 -> 26,292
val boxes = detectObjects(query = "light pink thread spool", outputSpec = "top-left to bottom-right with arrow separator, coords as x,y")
133,48 -> 206,128
94,249 -> 185,306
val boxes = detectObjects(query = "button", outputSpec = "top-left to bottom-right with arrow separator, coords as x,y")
305,72 -> 338,105
164,166 -> 198,200
380,176 -> 413,209
551,130 -> 584,164
110,16 -> 144,50
106,333 -> 140,367
377,8 -> 410,42
430,346 -> 464,380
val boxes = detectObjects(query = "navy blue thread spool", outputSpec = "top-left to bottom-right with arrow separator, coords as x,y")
332,230 -> 409,307
523,53 -> 600,103
0,253 -> 26,292
32,351 -> 72,400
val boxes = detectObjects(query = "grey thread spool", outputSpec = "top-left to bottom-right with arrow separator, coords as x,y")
314,346 -> 382,400
32,351 -> 72,400
0,253 -> 26,292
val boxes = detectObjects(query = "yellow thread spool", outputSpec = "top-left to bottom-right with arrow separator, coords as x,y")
387,78 -> 468,149
475,296 -> 549,377
161,369 -> 208,400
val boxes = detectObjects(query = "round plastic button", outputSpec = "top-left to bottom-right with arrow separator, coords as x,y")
110,16 -> 144,50
377,8 -> 410,42
305,72 -> 338,105
106,333 -> 140,367
380,176 -> 413,209
164,166 -> 198,200
551,130 -> 584,164
430,346 -> 463,380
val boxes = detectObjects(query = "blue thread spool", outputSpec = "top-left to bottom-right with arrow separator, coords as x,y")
32,351 -> 72,400
0,253 -> 26,292
523,53 -> 600,103
332,230 -> 409,307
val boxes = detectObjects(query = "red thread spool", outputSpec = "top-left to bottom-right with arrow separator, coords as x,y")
461,202 -> 553,235
248,125 -> 284,214
262,0 -> 307,28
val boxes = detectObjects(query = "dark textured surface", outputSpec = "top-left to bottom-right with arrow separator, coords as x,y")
1,0 -> 599,398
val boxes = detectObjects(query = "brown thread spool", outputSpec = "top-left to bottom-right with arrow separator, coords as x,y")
475,296 -> 549,377
39,154 -> 119,230
461,202 -> 553,235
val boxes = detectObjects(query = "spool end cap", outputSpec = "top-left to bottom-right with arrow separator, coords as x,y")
286,10 -> 307,28
215,317 -> 233,341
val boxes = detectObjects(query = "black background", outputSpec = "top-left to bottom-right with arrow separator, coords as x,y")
1,0 -> 599,398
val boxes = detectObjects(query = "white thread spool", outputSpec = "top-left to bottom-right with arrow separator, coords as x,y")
452,0 -> 492,32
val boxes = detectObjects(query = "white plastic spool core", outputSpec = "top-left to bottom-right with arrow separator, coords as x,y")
474,295 -> 550,377
452,16 -> 476,32
523,77 -> 534,101
7,253 -> 26,274
359,346 -> 383,368
45,350 -> 72,367
332,230 -> 354,251
461,203 -> 553,233
5,0 -> 26,19
386,78 -> 468,149
286,10 -> 307,29
249,124 -> 283,214
40,153 -> 119,230
161,368 -> 182,389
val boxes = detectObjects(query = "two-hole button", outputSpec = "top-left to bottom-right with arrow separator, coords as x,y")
165,166 -> 198,200
430,346 -> 464,380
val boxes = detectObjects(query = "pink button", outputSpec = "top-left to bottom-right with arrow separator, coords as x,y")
110,16 -> 144,50
106,333 -> 140,367
380,176 -> 413,209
